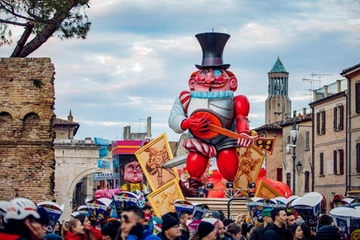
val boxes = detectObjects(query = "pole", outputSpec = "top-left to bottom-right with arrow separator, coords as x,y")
292,110 -> 297,195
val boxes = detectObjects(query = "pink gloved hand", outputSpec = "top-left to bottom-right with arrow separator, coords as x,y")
181,114 -> 209,132
237,133 -> 258,147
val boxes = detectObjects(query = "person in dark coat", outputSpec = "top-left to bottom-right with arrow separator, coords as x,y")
250,208 -> 273,240
262,208 -> 289,240
316,225 -> 341,240
160,214 -> 181,240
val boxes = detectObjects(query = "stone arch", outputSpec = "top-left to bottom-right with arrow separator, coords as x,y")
22,113 -> 40,139
19,105 -> 44,121
58,167 -> 111,221
0,111 -> 13,138
0,107 -> 17,119
67,167 -> 112,197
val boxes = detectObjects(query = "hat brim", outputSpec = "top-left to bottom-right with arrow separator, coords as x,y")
195,64 -> 230,70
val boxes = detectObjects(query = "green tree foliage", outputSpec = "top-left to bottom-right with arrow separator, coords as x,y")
0,0 -> 91,57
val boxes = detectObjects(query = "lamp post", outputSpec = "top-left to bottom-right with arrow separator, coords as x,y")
290,110 -> 298,195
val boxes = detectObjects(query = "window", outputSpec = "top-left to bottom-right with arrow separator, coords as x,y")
333,149 -> 345,175
286,173 -> 291,187
320,152 -> 324,176
356,82 -> 360,114
333,150 -> 338,174
339,149 -> 344,175
277,168 -> 283,182
333,105 -> 344,131
316,111 -> 326,135
305,131 -> 310,151
304,171 -> 310,192
357,143 -> 360,173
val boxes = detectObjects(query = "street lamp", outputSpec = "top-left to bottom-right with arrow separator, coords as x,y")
290,110 -> 298,195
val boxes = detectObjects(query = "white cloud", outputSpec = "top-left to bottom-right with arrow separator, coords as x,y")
2,0 -> 359,142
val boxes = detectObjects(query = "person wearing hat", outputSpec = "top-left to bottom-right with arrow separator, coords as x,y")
250,208 -> 273,240
208,211 -> 220,220
0,197 -> 46,240
168,32 -> 255,197
198,221 -> 217,240
160,214 -> 181,240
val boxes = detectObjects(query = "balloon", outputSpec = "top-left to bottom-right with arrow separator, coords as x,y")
258,168 -> 266,178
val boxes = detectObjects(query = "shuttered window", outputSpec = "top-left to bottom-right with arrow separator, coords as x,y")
321,111 -> 326,134
320,152 -> 324,175
339,149 -> 344,175
317,111 -> 326,135
316,112 -> 320,135
333,105 -> 344,131
277,168 -> 283,182
333,107 -> 338,131
333,150 -> 338,174
305,131 -> 310,151
339,105 -> 344,130
356,82 -> 360,114
304,171 -> 310,192
357,143 -> 360,173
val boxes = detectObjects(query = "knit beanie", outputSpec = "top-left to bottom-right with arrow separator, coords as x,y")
198,221 -> 215,239
162,214 -> 179,231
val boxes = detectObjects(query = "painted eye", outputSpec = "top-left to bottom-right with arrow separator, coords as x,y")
213,69 -> 221,76
201,70 -> 208,75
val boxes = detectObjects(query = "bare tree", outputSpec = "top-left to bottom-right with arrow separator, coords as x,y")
0,0 -> 91,57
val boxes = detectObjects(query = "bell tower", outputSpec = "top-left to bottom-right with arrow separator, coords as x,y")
265,57 -> 291,123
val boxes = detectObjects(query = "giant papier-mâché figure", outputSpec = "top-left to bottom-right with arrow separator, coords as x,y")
168,32 -> 256,197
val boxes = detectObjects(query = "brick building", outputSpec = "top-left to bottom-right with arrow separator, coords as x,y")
0,58 -> 55,202
309,79 -> 347,212
341,63 -> 360,198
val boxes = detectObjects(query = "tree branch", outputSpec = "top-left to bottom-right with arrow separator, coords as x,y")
0,1 -> 36,22
0,18 -> 27,27
10,21 -> 34,57
16,1 -> 78,57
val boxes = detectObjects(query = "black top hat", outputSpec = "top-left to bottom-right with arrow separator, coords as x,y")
195,32 -> 231,69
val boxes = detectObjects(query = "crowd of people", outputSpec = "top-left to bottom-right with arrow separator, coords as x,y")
0,197 -> 346,240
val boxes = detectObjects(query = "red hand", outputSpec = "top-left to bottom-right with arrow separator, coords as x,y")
181,114 -> 209,132
237,133 -> 258,147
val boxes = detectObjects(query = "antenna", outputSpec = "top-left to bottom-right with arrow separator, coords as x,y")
311,73 -> 332,87
302,78 -> 321,102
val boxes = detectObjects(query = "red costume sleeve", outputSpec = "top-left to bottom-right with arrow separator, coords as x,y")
234,95 -> 250,134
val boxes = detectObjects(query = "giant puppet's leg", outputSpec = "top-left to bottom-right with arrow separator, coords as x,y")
179,152 -> 208,197
180,138 -> 217,197
217,148 -> 239,181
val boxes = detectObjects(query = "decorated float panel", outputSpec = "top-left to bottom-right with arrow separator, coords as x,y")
37,201 -> 64,233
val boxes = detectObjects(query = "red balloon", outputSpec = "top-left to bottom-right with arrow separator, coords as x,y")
259,168 -> 266,178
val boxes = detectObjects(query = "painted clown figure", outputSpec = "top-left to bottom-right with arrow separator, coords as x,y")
168,32 -> 256,197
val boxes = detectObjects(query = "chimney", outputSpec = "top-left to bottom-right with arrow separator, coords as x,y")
337,80 -> 341,93
146,117 -> 151,137
324,85 -> 328,98
124,126 -> 131,140
303,108 -> 306,118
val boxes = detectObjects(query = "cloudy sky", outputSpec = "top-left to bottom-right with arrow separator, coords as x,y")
2,0 -> 360,142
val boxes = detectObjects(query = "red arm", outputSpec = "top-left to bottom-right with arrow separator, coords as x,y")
234,95 -> 250,134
